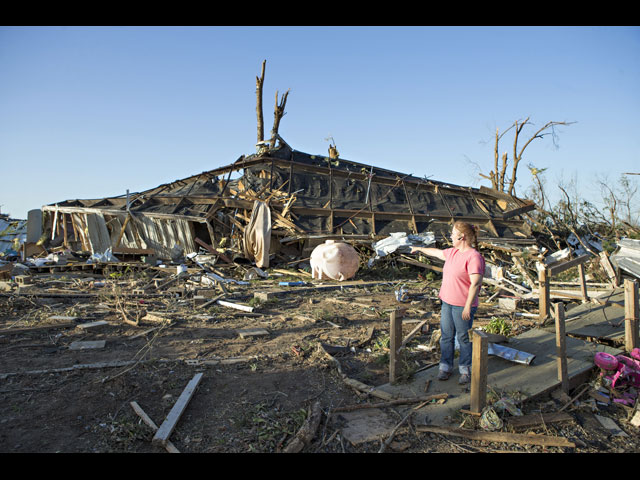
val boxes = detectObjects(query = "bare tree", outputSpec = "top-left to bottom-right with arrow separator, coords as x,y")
618,175 -> 639,227
256,60 -> 266,143
481,117 -> 575,196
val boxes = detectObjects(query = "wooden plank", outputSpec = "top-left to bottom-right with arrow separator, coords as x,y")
416,425 -> 575,448
501,202 -> 536,219
625,279 -> 639,351
152,373 -> 204,446
216,299 -> 254,313
547,253 -> 592,276
400,319 -> 429,350
397,256 -> 443,273
237,328 -> 270,338
76,320 -> 110,330
470,329 -> 489,413
194,237 -> 232,263
599,251 -> 618,287
68,340 -> 106,350
130,401 -> 180,453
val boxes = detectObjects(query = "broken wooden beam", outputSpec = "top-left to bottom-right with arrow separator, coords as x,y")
331,393 -> 448,413
194,237 -> 233,264
130,401 -> 180,453
282,401 -> 322,453
152,372 -> 204,447
397,256 -> 443,273
547,253 -> 592,276
416,425 -> 575,448
506,411 -> 573,430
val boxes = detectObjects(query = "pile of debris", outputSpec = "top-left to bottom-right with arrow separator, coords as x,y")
2,140 -> 638,324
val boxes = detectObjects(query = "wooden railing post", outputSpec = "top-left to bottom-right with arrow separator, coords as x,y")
389,309 -> 403,384
624,279 -> 639,352
538,265 -> 550,322
578,263 -> 589,303
470,329 -> 489,413
554,302 -> 569,394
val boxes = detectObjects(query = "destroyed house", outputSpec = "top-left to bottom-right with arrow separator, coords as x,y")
39,141 -> 536,263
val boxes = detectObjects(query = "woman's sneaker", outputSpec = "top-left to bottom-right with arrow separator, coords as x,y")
458,373 -> 470,384
437,370 -> 452,381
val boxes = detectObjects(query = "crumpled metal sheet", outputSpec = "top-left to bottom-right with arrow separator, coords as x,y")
488,342 -> 536,365
610,237 -> 640,279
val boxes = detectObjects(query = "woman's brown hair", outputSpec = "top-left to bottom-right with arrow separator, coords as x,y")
453,221 -> 479,249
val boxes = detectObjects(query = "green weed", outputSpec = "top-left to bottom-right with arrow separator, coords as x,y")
485,316 -> 512,336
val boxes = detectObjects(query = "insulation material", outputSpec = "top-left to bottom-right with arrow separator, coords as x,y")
85,213 -> 112,254
243,201 -> 271,268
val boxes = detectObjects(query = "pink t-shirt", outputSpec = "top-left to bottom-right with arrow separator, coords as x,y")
439,248 -> 485,307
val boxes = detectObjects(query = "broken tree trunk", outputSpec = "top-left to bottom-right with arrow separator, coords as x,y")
256,60 -> 266,143
270,89 -> 290,148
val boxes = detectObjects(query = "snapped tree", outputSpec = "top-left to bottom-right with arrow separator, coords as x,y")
255,59 -> 290,148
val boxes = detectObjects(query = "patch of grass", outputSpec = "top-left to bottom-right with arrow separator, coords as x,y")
312,309 -> 334,323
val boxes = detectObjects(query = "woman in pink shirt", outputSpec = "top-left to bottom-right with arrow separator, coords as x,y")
410,221 -> 485,384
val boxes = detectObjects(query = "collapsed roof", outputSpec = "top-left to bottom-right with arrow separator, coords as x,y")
39,140 -> 537,263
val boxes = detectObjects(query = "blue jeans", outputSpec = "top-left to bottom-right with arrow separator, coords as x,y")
439,301 -> 477,375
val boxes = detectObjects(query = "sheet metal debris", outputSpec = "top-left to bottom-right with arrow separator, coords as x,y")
488,342 -> 536,365
610,237 -> 640,279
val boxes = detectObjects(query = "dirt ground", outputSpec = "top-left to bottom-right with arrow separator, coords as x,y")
1,262 -> 639,453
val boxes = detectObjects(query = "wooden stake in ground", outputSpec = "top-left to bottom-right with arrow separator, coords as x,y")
624,279 -> 639,352
152,373 -> 204,447
538,265 -> 550,321
389,309 -> 403,384
554,303 -> 569,395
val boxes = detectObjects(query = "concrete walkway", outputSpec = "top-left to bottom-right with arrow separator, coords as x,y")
338,288 -> 629,444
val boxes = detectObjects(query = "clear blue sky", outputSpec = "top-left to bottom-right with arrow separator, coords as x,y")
1,26 -> 639,219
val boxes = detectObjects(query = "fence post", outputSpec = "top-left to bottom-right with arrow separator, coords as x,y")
538,265 -> 550,322
624,279 -> 639,352
389,309 -> 403,384
554,302 -> 569,394
470,329 -> 489,413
